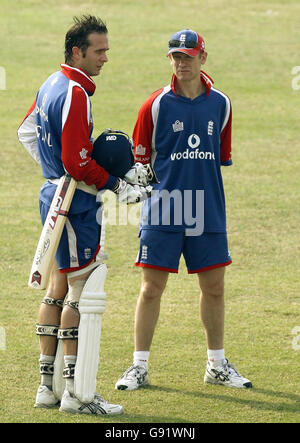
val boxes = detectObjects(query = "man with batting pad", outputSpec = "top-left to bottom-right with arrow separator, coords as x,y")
18,15 -> 152,416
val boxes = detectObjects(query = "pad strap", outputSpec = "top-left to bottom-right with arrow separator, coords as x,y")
42,296 -> 64,309
63,364 -> 75,379
39,362 -> 54,375
36,324 -> 59,337
65,300 -> 79,311
57,327 -> 78,340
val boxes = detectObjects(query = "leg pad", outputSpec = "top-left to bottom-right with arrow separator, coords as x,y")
74,263 -> 107,403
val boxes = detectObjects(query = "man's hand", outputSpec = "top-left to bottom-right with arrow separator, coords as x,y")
124,163 -> 159,186
113,179 -> 152,204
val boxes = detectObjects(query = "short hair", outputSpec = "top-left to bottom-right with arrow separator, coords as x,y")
64,15 -> 108,64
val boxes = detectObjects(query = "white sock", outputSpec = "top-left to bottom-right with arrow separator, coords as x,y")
207,349 -> 225,367
133,351 -> 149,369
64,355 -> 77,394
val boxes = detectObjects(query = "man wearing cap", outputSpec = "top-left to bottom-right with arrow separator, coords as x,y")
115,29 -> 252,390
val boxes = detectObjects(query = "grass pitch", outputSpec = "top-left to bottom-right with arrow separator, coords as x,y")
0,0 -> 299,423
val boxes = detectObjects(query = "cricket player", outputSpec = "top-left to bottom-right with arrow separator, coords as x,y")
115,29 -> 252,390
18,15 -> 149,415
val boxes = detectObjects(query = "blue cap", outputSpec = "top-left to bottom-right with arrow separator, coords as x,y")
167,29 -> 205,57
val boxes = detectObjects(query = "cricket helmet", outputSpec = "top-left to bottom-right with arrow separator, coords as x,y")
92,129 -> 134,178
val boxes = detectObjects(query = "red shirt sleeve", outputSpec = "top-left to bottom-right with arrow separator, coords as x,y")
61,86 -> 116,189
133,88 -> 164,164
220,101 -> 232,165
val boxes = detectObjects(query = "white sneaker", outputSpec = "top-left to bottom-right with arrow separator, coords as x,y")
115,364 -> 149,391
59,389 -> 124,415
34,385 -> 60,408
204,359 -> 252,388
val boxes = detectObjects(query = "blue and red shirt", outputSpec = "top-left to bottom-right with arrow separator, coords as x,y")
18,64 -> 117,212
133,71 -> 232,233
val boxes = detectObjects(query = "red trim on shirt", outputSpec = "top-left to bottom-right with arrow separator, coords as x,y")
220,104 -> 232,164
61,64 -> 96,96
133,88 -> 164,164
18,99 -> 36,129
171,70 -> 214,96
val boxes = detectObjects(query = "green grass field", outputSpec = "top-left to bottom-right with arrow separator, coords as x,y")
0,0 -> 299,424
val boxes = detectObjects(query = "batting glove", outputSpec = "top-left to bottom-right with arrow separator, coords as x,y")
124,163 -> 159,186
113,179 -> 152,204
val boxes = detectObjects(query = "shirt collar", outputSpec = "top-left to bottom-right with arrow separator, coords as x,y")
170,70 -> 214,96
61,64 -> 96,96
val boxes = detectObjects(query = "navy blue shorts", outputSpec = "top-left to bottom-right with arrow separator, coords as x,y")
135,229 -> 232,274
39,200 -> 101,273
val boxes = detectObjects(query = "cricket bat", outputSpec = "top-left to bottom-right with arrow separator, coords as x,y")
28,174 -> 77,290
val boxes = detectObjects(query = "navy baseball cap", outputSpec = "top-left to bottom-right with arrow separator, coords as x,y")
92,129 -> 134,178
167,29 -> 205,57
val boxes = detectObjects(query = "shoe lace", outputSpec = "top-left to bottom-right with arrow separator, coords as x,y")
225,361 -> 241,378
122,364 -> 146,380
94,393 -> 107,404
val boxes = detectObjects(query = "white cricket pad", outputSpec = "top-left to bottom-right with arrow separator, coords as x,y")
74,263 -> 107,403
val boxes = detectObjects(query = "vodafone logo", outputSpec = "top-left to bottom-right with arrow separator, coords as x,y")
170,133 -> 215,161
187,134 -> 200,148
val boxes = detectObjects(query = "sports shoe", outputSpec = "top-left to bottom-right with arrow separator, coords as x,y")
59,389 -> 123,415
204,359 -> 252,388
34,385 -> 60,408
115,364 -> 149,391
